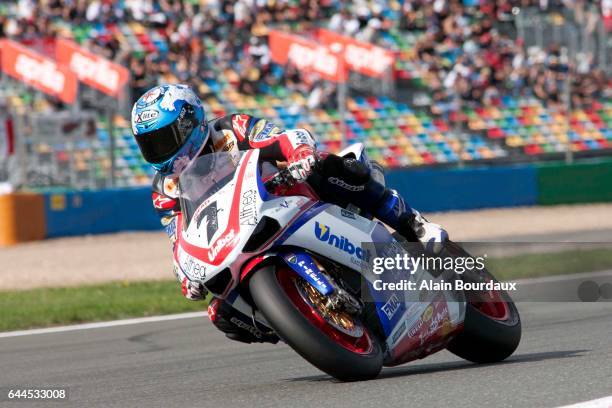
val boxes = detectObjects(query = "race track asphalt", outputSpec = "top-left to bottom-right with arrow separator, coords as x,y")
1,301 -> 611,408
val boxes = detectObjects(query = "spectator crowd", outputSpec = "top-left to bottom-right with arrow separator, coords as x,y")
0,0 -> 334,104
326,0 -> 608,114
0,0 -> 609,116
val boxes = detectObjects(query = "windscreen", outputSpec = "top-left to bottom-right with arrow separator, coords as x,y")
178,152 -> 243,227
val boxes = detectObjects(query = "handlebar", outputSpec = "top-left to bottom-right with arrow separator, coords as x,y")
263,154 -> 323,191
263,168 -> 295,191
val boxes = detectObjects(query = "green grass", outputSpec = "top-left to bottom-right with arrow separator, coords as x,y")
0,280 -> 206,332
1,247 -> 611,332
486,247 -> 612,281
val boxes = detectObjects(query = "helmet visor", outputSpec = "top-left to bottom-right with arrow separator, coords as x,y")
135,106 -> 198,164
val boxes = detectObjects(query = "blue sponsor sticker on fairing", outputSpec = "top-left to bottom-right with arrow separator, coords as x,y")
381,293 -> 402,320
283,252 -> 333,295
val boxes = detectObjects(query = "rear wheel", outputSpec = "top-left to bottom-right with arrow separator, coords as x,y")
445,242 -> 521,363
249,265 -> 383,381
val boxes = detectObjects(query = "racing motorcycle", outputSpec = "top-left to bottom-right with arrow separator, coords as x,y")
176,144 -> 521,381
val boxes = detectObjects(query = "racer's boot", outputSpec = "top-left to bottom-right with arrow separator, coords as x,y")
374,189 -> 448,253
207,299 -> 279,344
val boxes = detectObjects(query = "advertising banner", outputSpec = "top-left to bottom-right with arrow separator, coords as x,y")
55,38 -> 129,98
317,28 -> 395,79
0,39 -> 78,104
268,30 -> 346,82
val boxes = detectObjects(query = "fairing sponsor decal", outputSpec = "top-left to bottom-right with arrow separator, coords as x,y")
207,229 -> 237,261
193,201 -> 220,244
177,246 -> 208,280
284,252 -> 333,295
390,321 -> 407,346
391,293 -> 453,357
314,221 -> 369,261
381,293 -> 401,320
239,189 -> 258,226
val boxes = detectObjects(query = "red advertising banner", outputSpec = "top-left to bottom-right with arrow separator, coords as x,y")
55,38 -> 129,98
0,39 -> 78,104
317,29 -> 395,79
269,30 -> 346,83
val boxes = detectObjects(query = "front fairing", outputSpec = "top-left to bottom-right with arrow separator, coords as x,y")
176,149 -> 312,297
176,150 -> 263,290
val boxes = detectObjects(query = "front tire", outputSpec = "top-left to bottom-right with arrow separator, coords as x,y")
249,265 -> 383,381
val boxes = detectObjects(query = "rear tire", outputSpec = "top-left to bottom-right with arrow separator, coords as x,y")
446,297 -> 521,363
445,242 -> 521,363
249,265 -> 383,381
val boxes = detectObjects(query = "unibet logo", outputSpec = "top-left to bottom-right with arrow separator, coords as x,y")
314,222 -> 367,260
208,229 -> 236,261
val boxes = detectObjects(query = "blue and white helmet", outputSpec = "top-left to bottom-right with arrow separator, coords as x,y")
131,84 -> 208,176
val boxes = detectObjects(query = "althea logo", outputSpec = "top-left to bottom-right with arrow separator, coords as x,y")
314,222 -> 368,261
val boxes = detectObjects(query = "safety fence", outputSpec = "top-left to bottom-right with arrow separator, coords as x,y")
2,159 -> 611,246
0,37 -> 133,189
516,6 -> 610,74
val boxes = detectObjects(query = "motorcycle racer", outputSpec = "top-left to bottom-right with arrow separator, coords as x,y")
132,84 -> 447,343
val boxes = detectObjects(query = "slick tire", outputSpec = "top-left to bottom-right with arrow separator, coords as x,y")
446,294 -> 521,363
444,243 -> 521,363
249,266 -> 383,381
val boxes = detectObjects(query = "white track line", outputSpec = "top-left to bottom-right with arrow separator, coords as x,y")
556,396 -> 612,408
0,311 -> 207,339
2,269 -> 611,339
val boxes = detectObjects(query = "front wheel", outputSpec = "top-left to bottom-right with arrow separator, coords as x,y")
249,265 -> 383,381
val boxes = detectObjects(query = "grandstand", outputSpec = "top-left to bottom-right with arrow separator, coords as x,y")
0,0 -> 610,189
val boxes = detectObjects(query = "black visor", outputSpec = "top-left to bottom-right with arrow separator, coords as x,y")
135,105 -> 198,164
